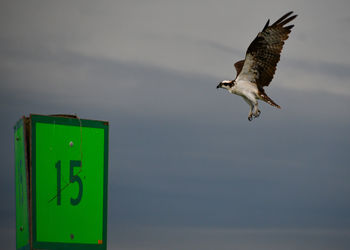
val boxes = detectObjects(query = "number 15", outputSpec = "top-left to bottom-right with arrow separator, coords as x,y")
55,160 -> 83,206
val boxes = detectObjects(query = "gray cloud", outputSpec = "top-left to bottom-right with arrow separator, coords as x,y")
108,226 -> 350,250
286,58 -> 350,80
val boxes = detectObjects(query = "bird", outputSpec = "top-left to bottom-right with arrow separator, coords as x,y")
216,11 -> 297,121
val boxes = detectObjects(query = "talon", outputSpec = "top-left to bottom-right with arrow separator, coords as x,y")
248,115 -> 253,121
253,110 -> 261,118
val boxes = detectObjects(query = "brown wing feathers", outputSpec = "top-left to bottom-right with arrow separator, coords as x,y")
234,60 -> 245,77
237,12 -> 297,87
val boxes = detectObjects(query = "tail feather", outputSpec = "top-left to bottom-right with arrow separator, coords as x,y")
258,92 -> 281,109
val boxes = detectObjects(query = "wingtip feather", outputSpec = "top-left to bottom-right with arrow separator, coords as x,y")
271,11 -> 295,26
284,24 -> 295,30
263,19 -> 270,31
279,14 -> 297,27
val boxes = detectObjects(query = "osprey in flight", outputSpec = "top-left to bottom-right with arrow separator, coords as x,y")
217,11 -> 297,121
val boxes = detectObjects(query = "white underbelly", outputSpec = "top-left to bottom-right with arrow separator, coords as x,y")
230,81 -> 259,100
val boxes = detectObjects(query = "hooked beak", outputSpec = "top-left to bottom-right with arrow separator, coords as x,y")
216,82 -> 222,89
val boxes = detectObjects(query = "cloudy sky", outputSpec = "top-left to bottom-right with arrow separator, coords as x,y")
1,0 -> 350,249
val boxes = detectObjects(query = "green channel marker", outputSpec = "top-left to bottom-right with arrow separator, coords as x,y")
14,118 -> 30,250
31,115 -> 108,250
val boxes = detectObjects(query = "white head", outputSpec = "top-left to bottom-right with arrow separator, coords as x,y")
216,80 -> 234,90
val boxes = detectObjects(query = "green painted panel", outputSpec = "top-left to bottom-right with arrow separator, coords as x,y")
31,115 -> 108,250
14,119 -> 30,250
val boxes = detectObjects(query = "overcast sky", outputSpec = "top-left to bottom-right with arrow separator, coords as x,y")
1,0 -> 350,249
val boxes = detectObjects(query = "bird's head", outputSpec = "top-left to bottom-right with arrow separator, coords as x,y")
216,80 -> 234,89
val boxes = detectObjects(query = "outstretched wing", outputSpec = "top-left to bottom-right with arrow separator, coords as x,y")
236,11 -> 297,87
